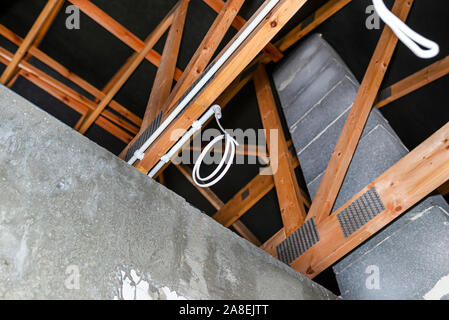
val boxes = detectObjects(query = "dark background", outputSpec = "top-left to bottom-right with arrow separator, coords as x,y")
1,0 -> 448,294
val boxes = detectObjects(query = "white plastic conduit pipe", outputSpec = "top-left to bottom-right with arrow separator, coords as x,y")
127,0 -> 281,167
147,105 -> 221,178
140,0 -> 440,184
373,0 -> 439,59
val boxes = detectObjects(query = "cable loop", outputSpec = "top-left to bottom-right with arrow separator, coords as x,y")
373,0 -> 439,59
192,106 -> 238,188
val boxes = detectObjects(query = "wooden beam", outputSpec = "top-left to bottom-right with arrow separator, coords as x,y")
119,56 -> 254,161
232,221 -> 262,246
134,0 -> 310,175
260,228 -> 285,257
213,173 -> 275,227
175,163 -> 224,210
376,55 -> 449,108
215,71 -> 253,108
212,143 -> 310,228
248,0 -> 351,68
0,0 -> 61,84
438,181 -> 449,196
174,163 -> 261,246
102,0 -> 198,107
305,0 -> 413,225
161,0 -> 245,124
275,0 -> 352,52
0,24 -> 142,129
0,46 -> 134,143
291,120 -> 449,278
202,0 -> 283,62
19,69 -> 133,143
6,0 -> 65,88
254,64 -> 307,235
157,172 -> 166,186
77,3 -> 179,134
141,0 -> 189,130
67,0 -> 183,81
33,0 -> 65,47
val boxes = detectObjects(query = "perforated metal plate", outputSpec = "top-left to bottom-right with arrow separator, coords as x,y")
125,111 -> 162,162
337,187 -> 385,238
277,218 -> 319,265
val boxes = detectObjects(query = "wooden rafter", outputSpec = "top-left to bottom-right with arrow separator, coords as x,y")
231,221 -> 262,246
376,55 -> 449,109
6,0 -> 65,88
254,64 -> 306,235
249,0 -> 351,67
0,46 -> 135,143
132,0 -> 310,175
0,0 -> 61,84
141,0 -> 189,130
212,142 -> 310,228
157,172 -> 166,186
77,2 -> 180,134
121,0 -> 246,158
174,163 -> 261,246
213,171 -> 276,228
202,0 -> 283,62
0,24 -> 142,129
305,0 -> 413,225
438,181 -> 449,196
291,120 -> 449,278
67,0 -> 183,81
275,0 -> 352,52
162,0 -> 246,123
260,228 -> 285,257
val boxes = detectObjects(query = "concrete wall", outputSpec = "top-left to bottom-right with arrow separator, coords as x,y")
0,85 -> 335,300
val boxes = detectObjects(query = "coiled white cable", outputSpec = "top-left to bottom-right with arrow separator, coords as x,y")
192,105 -> 239,188
373,0 -> 439,59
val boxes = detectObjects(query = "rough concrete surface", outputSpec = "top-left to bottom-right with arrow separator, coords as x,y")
0,85 -> 335,300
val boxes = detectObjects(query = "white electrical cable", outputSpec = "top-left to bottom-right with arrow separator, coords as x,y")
373,0 -> 439,59
192,105 -> 239,188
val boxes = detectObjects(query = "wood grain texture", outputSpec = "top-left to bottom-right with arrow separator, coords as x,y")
0,0 -> 61,84
254,64 -> 306,235
376,55 -> 449,108
0,24 -> 142,128
141,0 -> 189,130
67,0 -> 183,80
0,46 -> 134,143
291,120 -> 449,278
305,0 -> 413,225
202,0 -> 283,62
275,0 -> 352,52
135,0 -> 309,175
77,2 -> 179,134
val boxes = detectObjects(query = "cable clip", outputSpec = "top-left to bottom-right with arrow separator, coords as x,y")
134,150 -> 145,161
